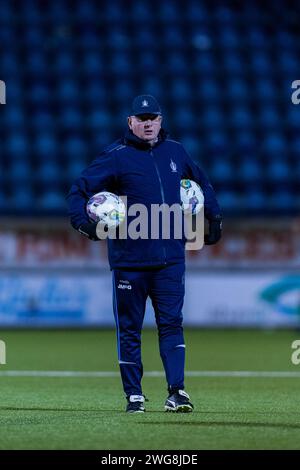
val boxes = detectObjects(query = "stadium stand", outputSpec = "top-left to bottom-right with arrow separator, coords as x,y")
0,0 -> 298,216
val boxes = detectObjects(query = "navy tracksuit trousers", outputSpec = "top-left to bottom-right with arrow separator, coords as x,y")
112,263 -> 186,397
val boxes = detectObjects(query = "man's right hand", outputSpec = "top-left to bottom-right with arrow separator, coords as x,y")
78,222 -> 100,241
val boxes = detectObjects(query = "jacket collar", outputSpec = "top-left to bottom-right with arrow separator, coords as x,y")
123,128 -> 168,150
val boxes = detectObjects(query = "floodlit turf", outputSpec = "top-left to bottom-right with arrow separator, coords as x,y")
1,329 -> 300,449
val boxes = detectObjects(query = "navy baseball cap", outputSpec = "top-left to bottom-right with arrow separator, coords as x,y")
130,95 -> 162,116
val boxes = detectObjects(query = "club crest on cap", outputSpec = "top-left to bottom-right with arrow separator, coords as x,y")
141,100 -> 149,107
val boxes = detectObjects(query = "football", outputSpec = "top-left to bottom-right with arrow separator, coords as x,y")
180,179 -> 204,215
86,191 -> 126,228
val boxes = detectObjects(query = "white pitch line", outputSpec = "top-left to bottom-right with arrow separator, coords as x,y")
1,370 -> 300,378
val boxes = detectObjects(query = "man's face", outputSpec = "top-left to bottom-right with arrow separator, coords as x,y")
127,114 -> 162,142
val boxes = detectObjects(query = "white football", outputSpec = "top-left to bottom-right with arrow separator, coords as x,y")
180,179 -> 204,215
86,191 -> 126,228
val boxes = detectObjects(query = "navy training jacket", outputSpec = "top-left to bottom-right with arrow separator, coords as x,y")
66,128 -> 221,269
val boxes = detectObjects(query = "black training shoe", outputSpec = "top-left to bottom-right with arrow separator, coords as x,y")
126,395 -> 146,413
164,390 -> 194,413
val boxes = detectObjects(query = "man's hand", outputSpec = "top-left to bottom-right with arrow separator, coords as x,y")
204,215 -> 222,245
78,222 -> 100,241
78,222 -> 109,241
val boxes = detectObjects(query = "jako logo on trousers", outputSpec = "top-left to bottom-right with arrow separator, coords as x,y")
118,283 -> 132,290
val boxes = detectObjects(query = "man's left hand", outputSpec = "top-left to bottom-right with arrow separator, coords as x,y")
205,216 -> 222,245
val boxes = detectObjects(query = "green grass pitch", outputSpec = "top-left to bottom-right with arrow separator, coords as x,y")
1,329 -> 300,450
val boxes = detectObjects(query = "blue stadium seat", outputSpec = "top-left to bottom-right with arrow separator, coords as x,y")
250,51 -> 271,75
87,110 -> 112,129
262,133 -> 286,155
0,26 -> 13,46
26,52 -> 47,75
162,27 -> 185,48
66,159 -> 87,180
257,105 -> 281,129
244,189 -> 266,212
267,159 -> 291,183
180,135 -> 200,156
75,1 -> 96,21
63,137 -> 87,159
269,190 -> 295,212
246,27 -> 268,48
134,29 -> 156,47
276,31 -> 294,48
234,131 -> 257,154
103,2 -> 123,23
109,53 -> 131,75
8,80 -> 23,104
193,53 -> 216,75
113,81 -> 135,101
59,107 -> 82,131
28,82 -> 50,105
36,162 -> 61,184
31,111 -> 55,131
218,27 -> 239,49
54,52 -> 74,75
6,133 -> 28,158
222,52 -> 243,74
201,107 -> 223,129
82,52 -> 105,76
0,53 -> 19,75
24,27 -> 44,48
83,80 -> 109,104
57,80 -> 79,103
173,108 -> 196,129
159,2 -> 180,23
137,51 -> 157,73
33,133 -> 57,161
3,106 -> 25,129
185,2 -> 207,23
205,132 -> 228,153
166,53 -> 188,75
9,161 -> 32,183
230,106 -> 252,129
129,3 -> 152,23
10,187 -> 34,211
169,79 -> 192,101
279,52 -> 298,73
37,191 -> 66,211
210,159 -> 234,184
197,79 -> 219,102
238,158 -> 262,183
287,107 -> 300,129
255,78 -> 276,101
106,28 -> 130,50
290,137 -> 300,159
226,78 -> 248,102
140,78 -> 163,98
214,5 -> 235,24
218,190 -> 243,212
0,2 -> 13,24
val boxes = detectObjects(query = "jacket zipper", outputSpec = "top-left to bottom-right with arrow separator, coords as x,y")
150,149 -> 167,264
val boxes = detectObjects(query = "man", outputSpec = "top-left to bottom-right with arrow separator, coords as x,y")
67,95 -> 222,413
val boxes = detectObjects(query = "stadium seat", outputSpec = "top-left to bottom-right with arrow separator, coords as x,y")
244,189 -> 266,212
238,158 -> 262,183
218,190 -> 243,213
10,187 -> 34,211
37,190 -> 67,211
267,159 -> 291,183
